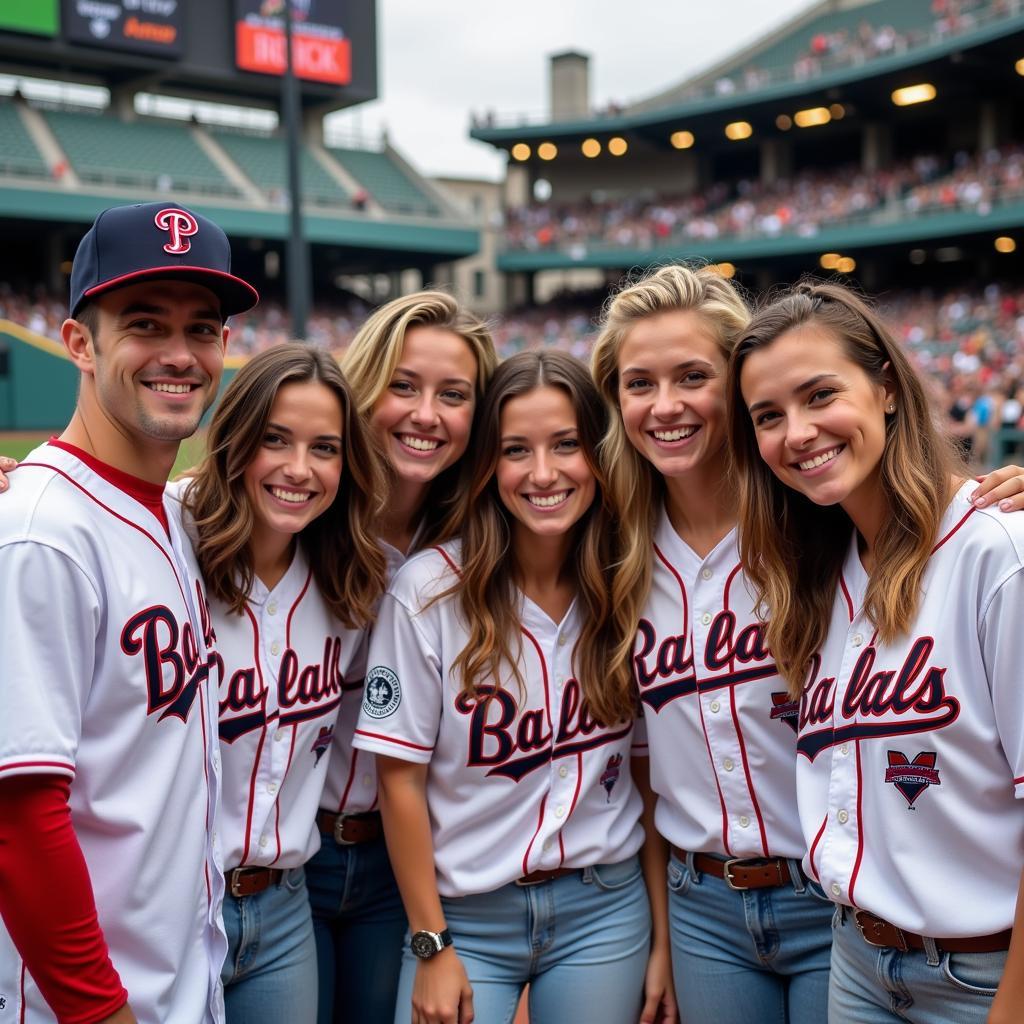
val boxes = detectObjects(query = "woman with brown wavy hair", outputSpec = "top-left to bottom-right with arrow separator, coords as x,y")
730,281 -> 1024,1024
307,290 -> 499,1024
352,350 -> 654,1024
173,342 -> 388,1024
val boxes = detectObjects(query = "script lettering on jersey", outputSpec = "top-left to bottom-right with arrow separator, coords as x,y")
219,636 -> 346,742
634,612 -> 776,712
797,637 -> 960,761
121,603 -> 216,722
455,681 -> 630,782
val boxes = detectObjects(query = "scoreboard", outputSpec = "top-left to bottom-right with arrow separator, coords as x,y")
0,0 -> 376,110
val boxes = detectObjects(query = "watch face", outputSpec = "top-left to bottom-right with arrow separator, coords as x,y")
411,931 -> 440,959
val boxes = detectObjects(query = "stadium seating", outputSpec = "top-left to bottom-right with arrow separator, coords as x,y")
329,147 -> 440,216
213,130 -> 351,206
44,109 -> 238,196
0,101 -> 47,179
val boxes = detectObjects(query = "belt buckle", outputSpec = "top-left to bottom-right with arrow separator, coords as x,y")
515,872 -> 548,887
856,911 -> 909,952
722,858 -> 750,891
228,868 -> 248,899
333,814 -> 356,847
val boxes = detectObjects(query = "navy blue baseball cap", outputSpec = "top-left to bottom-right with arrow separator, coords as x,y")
69,202 -> 259,318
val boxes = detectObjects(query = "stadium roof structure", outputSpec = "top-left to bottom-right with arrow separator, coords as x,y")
470,1 -> 1024,146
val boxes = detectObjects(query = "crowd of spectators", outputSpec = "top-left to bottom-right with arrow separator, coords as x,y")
3,279 -> 1022,466
503,146 -> 1024,254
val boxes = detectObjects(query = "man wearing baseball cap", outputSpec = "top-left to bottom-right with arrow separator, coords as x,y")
0,203 -> 258,1024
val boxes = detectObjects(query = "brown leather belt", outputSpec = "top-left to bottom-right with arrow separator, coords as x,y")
515,866 -> 579,886
225,866 -> 284,898
673,848 -> 793,890
853,910 -> 1012,954
316,810 -> 383,846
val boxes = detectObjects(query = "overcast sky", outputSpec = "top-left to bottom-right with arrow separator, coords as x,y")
326,0 -> 816,180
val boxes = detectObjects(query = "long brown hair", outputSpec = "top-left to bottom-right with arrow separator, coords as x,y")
727,281 -> 961,693
591,264 -> 752,675
184,343 -> 388,627
446,350 -> 634,726
341,290 -> 499,547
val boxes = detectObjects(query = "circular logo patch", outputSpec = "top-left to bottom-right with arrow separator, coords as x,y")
362,666 -> 401,719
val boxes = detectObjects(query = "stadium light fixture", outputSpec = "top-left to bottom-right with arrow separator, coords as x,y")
891,84 -> 936,107
538,142 -> 558,161
995,236 -> 1017,253
725,121 -> 753,141
670,130 -> 695,149
608,136 -> 629,156
819,253 -> 841,270
511,143 -> 531,161
836,256 -> 857,273
829,103 -> 846,119
1016,59 -> 1024,76
775,114 -> 793,131
794,107 -> 831,128
581,138 -> 602,158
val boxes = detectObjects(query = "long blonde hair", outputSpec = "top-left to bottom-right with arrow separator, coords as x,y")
185,344 -> 388,627
591,264 -> 752,673
727,282 -> 962,694
342,290 -> 499,547
446,350 -> 634,726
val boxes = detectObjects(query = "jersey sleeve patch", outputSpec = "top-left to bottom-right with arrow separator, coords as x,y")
362,666 -> 402,719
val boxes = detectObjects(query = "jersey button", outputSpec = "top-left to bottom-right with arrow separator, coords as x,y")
274,730 -> 286,743
837,809 -> 849,824
723,758 -> 735,772
268,601 -> 278,615
852,634 -> 863,647
267,782 -> 278,795
271,642 -> 281,656
831,883 -> 842,897
558,765 -> 568,778
738,815 -> 750,828
555,806 -> 565,818
259,836 -> 269,848
839,744 -> 849,756
709,700 -> 721,713
701,568 -> 712,581
558,634 -> 568,647
701,612 -> 711,625
362,774 -> 373,787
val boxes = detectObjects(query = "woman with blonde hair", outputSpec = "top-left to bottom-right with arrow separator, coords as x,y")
591,263 -> 834,1024
730,281 -> 1024,1023
306,290 -> 499,1023
353,350 -> 656,1024
178,342 -> 387,1024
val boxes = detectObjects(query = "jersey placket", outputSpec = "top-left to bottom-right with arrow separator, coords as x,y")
526,610 -> 579,871
816,606 -> 868,905
692,561 -> 757,854
251,582 -> 290,864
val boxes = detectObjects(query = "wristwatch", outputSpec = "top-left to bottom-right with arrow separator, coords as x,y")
410,928 -> 453,960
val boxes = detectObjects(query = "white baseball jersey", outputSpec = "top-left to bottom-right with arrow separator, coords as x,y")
168,478 -> 370,870
317,536 -> 410,818
352,543 -> 644,898
0,444 -> 226,1024
635,510 -> 805,859
798,481 -> 1024,936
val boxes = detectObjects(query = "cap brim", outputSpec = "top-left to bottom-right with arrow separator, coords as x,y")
81,265 -> 259,317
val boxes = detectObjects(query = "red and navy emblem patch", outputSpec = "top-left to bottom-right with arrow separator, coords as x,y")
311,724 -> 334,765
884,751 -> 940,808
770,692 -> 799,733
600,753 -> 623,802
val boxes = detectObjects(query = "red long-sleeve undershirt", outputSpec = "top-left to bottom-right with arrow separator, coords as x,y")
0,775 -> 128,1023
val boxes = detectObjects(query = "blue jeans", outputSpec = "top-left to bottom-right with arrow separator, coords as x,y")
221,865 -> 318,1024
394,857 -> 651,1024
667,851 -> 833,1024
829,905 -> 1008,1023
306,833 -> 407,1024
